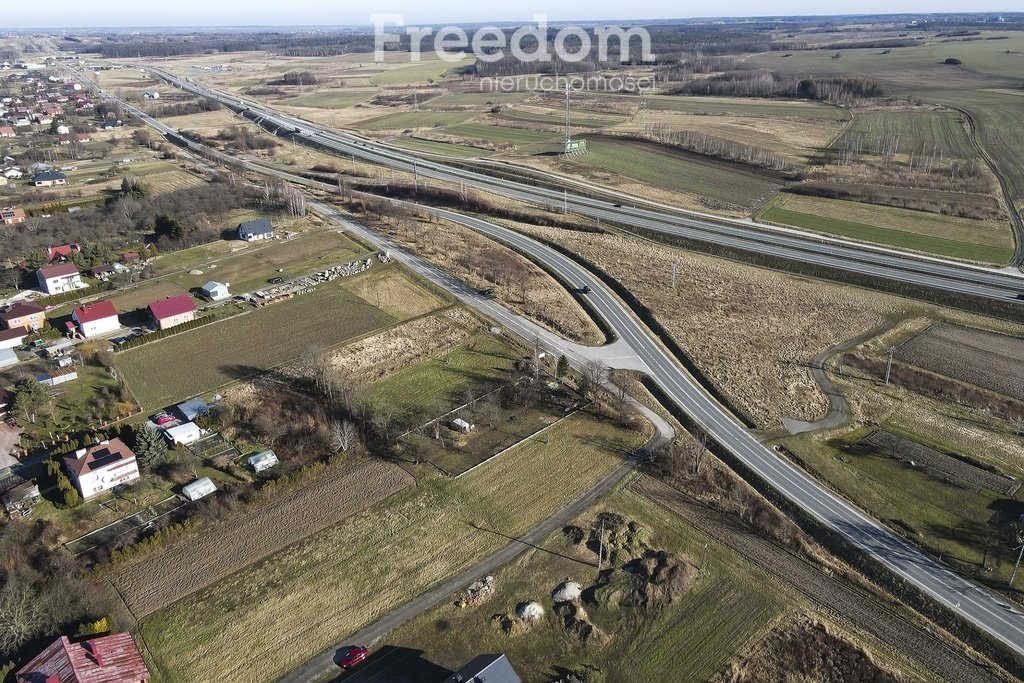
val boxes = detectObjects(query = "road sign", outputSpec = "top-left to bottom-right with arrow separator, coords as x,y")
564,138 -> 587,156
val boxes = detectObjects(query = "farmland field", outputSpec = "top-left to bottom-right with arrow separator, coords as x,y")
835,109 -> 975,159
442,122 -> 562,146
338,265 -> 446,319
761,193 -> 1014,262
390,136 -> 489,157
895,322 -> 1024,401
494,108 -> 620,128
371,56 -> 474,86
163,230 -> 368,294
111,459 -> 413,617
356,110 -> 476,131
108,281 -> 189,313
274,90 -> 375,109
424,91 -> 530,108
566,138 -> 782,207
644,94 -> 850,121
115,279 -> 396,409
139,411 -> 643,683
387,485 -> 786,681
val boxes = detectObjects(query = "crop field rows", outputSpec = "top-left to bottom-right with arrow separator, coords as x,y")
836,109 -> 976,158
895,322 -> 1024,401
112,459 -> 414,617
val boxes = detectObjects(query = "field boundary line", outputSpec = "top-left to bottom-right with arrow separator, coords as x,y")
453,405 -> 585,479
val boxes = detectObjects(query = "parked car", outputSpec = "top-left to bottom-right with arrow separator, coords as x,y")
337,645 -> 368,669
153,413 -> 176,426
267,276 -> 284,284
111,336 -> 129,345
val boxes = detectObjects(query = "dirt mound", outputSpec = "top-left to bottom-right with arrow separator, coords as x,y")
552,581 -> 583,603
562,524 -> 586,545
623,550 -> 698,609
719,616 -> 898,683
555,601 -> 609,647
587,512 -> 648,565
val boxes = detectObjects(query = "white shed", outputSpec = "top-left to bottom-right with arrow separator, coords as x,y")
200,281 -> 230,301
164,421 -> 201,446
182,476 -> 216,502
451,417 -> 474,434
248,449 -> 279,473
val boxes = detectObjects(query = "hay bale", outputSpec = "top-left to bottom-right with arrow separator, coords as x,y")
552,581 -> 582,603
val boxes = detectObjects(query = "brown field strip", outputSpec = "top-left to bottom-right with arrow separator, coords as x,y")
110,459 -> 414,617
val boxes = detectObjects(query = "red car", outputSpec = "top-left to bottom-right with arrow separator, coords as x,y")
153,413 -> 176,426
337,645 -> 368,669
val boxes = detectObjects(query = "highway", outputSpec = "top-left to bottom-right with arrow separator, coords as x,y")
61,57 -> 1024,666
140,65 -> 1024,305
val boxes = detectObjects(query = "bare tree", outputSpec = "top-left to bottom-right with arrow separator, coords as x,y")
691,428 -> 709,476
115,195 -> 141,223
582,359 -> 608,400
0,581 -> 46,655
329,419 -> 357,453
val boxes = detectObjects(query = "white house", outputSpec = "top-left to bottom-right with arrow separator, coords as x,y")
199,281 -> 230,301
248,449 -> 279,473
0,326 -> 27,350
165,421 -> 202,446
70,300 -> 120,338
31,171 -> 67,187
182,476 -> 216,502
36,263 -> 83,295
62,438 -> 140,500
237,217 -> 273,242
55,124 -> 70,135
2,168 -> 23,179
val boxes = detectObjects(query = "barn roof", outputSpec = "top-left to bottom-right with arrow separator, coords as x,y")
147,294 -> 196,320
15,632 -> 150,683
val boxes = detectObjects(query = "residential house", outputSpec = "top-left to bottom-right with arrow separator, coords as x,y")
2,481 -> 40,516
148,294 -> 197,330
122,251 -> 141,264
1,206 -> 26,225
100,119 -> 122,130
1,301 -> 46,330
62,438 -> 140,500
47,243 -> 81,262
88,264 -> 115,281
443,655 -> 521,683
37,263 -> 83,295
182,476 -> 217,502
0,125 -> 14,137
63,82 -> 81,91
32,170 -> 67,187
199,281 -> 230,301
71,300 -> 119,338
0,326 -> 27,350
2,167 -> 23,179
59,133 -> 92,145
15,632 -> 151,683
238,217 -> 274,242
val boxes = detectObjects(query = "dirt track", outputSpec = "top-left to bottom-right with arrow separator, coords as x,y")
633,476 -> 1008,683
111,459 -> 414,618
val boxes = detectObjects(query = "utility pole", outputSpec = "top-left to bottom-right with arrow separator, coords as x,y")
1012,542 -> 1024,588
672,260 -> 678,292
563,190 -> 568,215
884,344 -> 897,384
596,517 -> 605,572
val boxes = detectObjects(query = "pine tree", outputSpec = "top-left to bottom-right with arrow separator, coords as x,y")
556,354 -> 570,380
134,424 -> 167,469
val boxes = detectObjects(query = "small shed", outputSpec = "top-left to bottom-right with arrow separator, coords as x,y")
164,421 -> 201,446
451,417 -> 474,434
247,449 -> 279,473
175,399 -> 209,422
2,481 -> 40,515
200,281 -> 230,301
0,347 -> 18,369
182,476 -> 216,502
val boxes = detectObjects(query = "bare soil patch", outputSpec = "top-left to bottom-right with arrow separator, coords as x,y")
110,459 -> 413,617
896,322 -> 1024,402
339,266 -> 445,319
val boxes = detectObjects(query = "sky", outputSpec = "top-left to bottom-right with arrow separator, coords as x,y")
4,1 -> 1019,29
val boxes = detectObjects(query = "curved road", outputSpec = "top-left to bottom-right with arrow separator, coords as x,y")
65,59 -> 1024,666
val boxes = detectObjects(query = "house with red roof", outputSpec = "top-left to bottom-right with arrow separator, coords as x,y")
148,294 -> 197,330
71,301 -> 119,338
47,243 -> 81,263
36,263 -> 83,295
0,125 -> 15,138
15,632 -> 151,683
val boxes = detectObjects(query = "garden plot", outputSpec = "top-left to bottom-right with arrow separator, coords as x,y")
65,495 -> 186,557
895,323 -> 1024,402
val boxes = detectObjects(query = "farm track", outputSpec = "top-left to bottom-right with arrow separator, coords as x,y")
110,459 -> 414,618
633,476 -> 1007,683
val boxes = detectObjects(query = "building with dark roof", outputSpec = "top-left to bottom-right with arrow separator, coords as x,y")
15,632 -> 150,683
443,654 -> 521,683
237,217 -> 273,242
1,301 -> 46,330
62,438 -> 140,500
31,170 -> 67,187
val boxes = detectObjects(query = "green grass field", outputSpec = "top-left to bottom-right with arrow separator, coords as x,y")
785,428 -> 1014,586
576,138 -> 781,207
275,90 -> 375,109
388,485 -> 785,680
493,108 -> 621,128
116,280 -> 396,409
424,91 -> 531,108
371,57 -> 474,86
644,94 -> 850,120
366,334 -> 517,418
163,231 -> 367,295
356,110 -> 476,131
391,136 -> 489,157
443,122 -> 562,146
762,193 -> 1014,262
836,109 -> 976,158
139,411 -> 643,683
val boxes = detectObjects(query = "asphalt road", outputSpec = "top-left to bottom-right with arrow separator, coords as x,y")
64,59 -> 1024,668
143,66 -> 1024,303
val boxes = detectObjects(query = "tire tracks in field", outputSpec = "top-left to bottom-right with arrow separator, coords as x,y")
633,475 -> 1008,683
